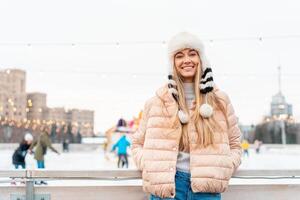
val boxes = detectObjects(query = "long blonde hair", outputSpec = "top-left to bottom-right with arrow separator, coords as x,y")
173,62 -> 228,152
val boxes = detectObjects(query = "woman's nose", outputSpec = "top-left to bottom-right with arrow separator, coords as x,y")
183,56 -> 191,63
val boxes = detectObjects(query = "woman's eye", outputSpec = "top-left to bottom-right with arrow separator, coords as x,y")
175,55 -> 183,59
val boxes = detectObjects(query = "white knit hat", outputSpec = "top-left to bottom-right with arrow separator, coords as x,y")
167,32 -> 214,124
24,133 -> 33,141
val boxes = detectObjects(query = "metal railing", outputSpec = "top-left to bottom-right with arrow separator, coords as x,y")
1,169 -> 300,200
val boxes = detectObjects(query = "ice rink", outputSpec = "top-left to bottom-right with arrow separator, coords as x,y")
2,145 -> 300,170
1,145 -> 300,186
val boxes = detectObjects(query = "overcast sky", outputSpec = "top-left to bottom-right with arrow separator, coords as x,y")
1,0 -> 300,132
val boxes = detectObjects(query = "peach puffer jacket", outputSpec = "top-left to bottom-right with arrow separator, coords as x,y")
131,85 -> 242,198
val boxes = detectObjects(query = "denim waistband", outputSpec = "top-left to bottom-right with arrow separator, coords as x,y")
175,170 -> 191,181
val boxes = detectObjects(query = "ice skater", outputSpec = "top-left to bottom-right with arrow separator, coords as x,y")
12,133 -> 33,169
241,139 -> 250,157
11,133 -> 33,185
29,125 -> 60,185
111,134 -> 131,168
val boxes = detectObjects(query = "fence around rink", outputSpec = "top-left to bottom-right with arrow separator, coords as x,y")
1,169 -> 300,200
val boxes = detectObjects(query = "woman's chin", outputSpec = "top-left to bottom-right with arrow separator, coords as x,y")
181,73 -> 196,79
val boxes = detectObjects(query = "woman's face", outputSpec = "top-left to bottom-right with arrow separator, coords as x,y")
26,140 -> 32,145
174,48 -> 200,83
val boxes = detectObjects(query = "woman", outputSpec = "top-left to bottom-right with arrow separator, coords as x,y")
131,32 -> 242,200
12,133 -> 33,169
11,133 -> 33,185
30,125 -> 60,169
29,126 -> 60,184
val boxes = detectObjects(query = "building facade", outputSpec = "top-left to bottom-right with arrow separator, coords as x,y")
254,66 -> 299,144
66,109 -> 94,136
271,92 -> 293,118
0,69 -> 27,121
0,68 -> 95,136
26,92 -> 47,123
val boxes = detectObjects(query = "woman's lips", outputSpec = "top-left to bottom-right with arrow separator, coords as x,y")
181,66 -> 194,70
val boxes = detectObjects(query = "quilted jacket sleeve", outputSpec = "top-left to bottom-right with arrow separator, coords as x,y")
224,93 -> 242,171
131,100 -> 151,170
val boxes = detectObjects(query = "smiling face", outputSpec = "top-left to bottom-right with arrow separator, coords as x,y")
174,48 -> 201,83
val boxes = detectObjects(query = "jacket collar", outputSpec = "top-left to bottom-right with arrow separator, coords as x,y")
155,84 -> 175,104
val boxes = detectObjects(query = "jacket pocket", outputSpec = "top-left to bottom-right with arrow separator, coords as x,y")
227,156 -> 236,177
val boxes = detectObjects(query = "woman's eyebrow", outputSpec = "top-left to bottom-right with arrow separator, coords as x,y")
175,52 -> 184,56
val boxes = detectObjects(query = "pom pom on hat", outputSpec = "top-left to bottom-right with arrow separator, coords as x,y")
178,109 -> 189,124
199,103 -> 213,118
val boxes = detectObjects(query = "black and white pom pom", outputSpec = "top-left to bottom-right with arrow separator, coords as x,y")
199,67 -> 214,118
167,75 -> 178,98
167,75 -> 189,124
200,67 -> 214,94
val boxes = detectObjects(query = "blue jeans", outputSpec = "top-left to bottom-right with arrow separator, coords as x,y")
150,171 -> 221,200
37,160 -> 45,169
14,164 -> 25,169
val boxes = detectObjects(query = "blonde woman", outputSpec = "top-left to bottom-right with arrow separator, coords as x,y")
131,32 -> 242,200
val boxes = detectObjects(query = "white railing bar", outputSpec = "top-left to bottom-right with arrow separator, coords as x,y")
1,169 -> 300,179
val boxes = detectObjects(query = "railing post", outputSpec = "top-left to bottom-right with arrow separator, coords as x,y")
26,170 -> 35,200
26,180 -> 34,200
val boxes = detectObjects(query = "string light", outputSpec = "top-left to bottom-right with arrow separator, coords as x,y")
1,34 -> 300,47
8,66 -> 296,78
2,65 -> 300,79
0,115 -> 92,134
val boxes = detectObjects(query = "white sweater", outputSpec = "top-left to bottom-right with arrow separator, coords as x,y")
176,82 -> 195,173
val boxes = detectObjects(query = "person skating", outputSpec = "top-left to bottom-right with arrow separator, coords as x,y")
241,139 -> 250,157
11,133 -> 33,185
111,134 -> 131,168
12,133 -> 33,169
29,125 -> 60,185
254,139 -> 262,154
62,138 -> 70,152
